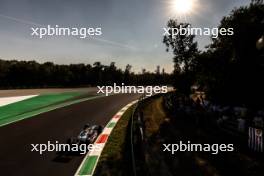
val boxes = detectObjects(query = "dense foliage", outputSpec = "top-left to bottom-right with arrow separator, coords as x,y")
197,1 -> 264,107
0,60 -> 172,88
163,21 -> 199,95
164,1 -> 264,107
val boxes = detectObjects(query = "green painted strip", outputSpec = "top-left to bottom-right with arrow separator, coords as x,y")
0,94 -> 106,127
0,92 -> 82,120
78,156 -> 98,175
107,122 -> 116,128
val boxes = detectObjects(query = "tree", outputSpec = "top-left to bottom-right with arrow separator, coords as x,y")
155,65 -> 160,75
196,2 -> 264,107
163,19 -> 199,95
251,0 -> 263,4
123,64 -> 132,84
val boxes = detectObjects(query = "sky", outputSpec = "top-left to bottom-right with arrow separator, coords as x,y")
0,0 -> 250,73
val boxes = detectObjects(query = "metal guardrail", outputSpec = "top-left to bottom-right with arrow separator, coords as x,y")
130,94 -> 146,176
130,102 -> 138,176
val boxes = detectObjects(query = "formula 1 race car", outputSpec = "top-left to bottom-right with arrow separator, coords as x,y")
67,124 -> 103,145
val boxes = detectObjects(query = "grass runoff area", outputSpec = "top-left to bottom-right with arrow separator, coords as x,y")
0,92 -> 84,126
94,105 -> 134,176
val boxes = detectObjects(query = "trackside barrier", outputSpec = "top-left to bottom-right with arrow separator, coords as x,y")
130,93 -> 165,176
130,94 -> 147,176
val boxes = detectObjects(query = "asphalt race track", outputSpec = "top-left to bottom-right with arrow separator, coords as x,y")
0,93 -> 140,176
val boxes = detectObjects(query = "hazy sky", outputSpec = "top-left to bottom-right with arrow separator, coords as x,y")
0,0 -> 249,73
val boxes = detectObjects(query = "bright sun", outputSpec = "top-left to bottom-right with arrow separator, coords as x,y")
172,0 -> 194,14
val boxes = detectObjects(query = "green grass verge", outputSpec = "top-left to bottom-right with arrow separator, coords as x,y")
143,97 -> 167,138
94,105 -> 134,176
78,156 -> 99,175
0,92 -> 83,126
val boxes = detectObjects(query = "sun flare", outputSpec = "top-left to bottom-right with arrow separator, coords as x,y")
172,0 -> 194,14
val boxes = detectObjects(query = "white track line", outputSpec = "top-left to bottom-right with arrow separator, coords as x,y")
0,95 -> 38,107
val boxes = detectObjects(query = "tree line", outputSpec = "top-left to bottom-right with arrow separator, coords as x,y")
0,60 -> 172,89
163,0 -> 264,108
